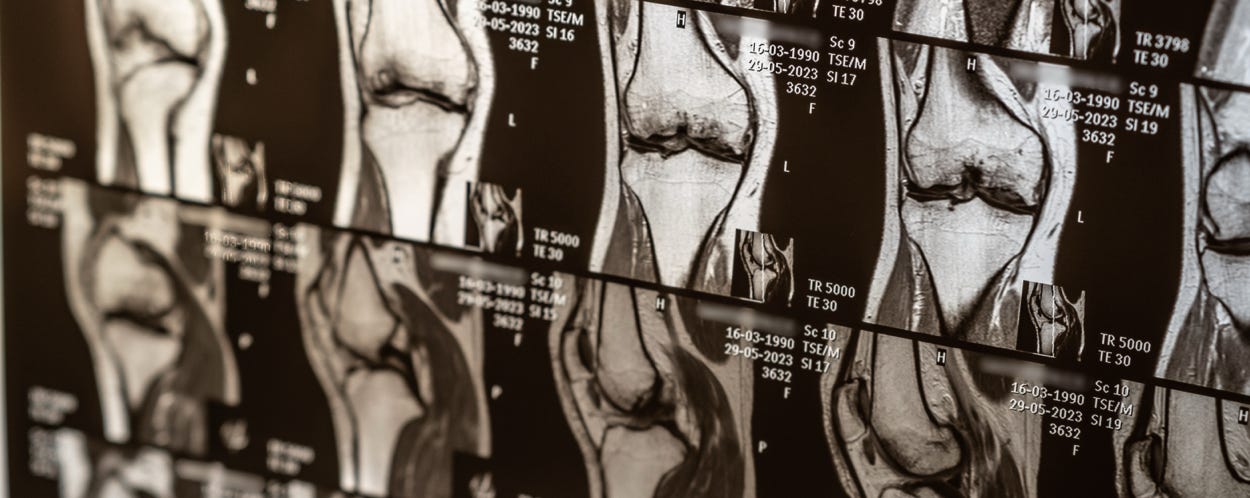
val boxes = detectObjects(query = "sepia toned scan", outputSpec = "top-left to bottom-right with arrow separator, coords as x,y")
4,0 -> 1250,496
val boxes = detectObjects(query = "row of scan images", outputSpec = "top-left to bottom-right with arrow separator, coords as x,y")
9,177 -> 1250,497
729,0 -> 1250,77
10,0 -> 1250,397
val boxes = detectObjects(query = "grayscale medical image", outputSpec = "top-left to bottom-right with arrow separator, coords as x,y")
85,0 -> 226,202
870,39 -> 1076,349
893,0 -> 1120,59
210,133 -> 267,211
734,230 -> 795,306
1195,0 -> 1250,86
1018,281 -> 1085,359
468,182 -> 523,257
549,279 -> 754,497
592,2 -> 776,295
60,179 -> 239,454
294,227 -> 488,497
6,0 -> 1250,496
331,0 -> 494,246
1160,6 -> 1250,395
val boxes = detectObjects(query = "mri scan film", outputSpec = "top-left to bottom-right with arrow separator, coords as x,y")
3,0 -> 1250,496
